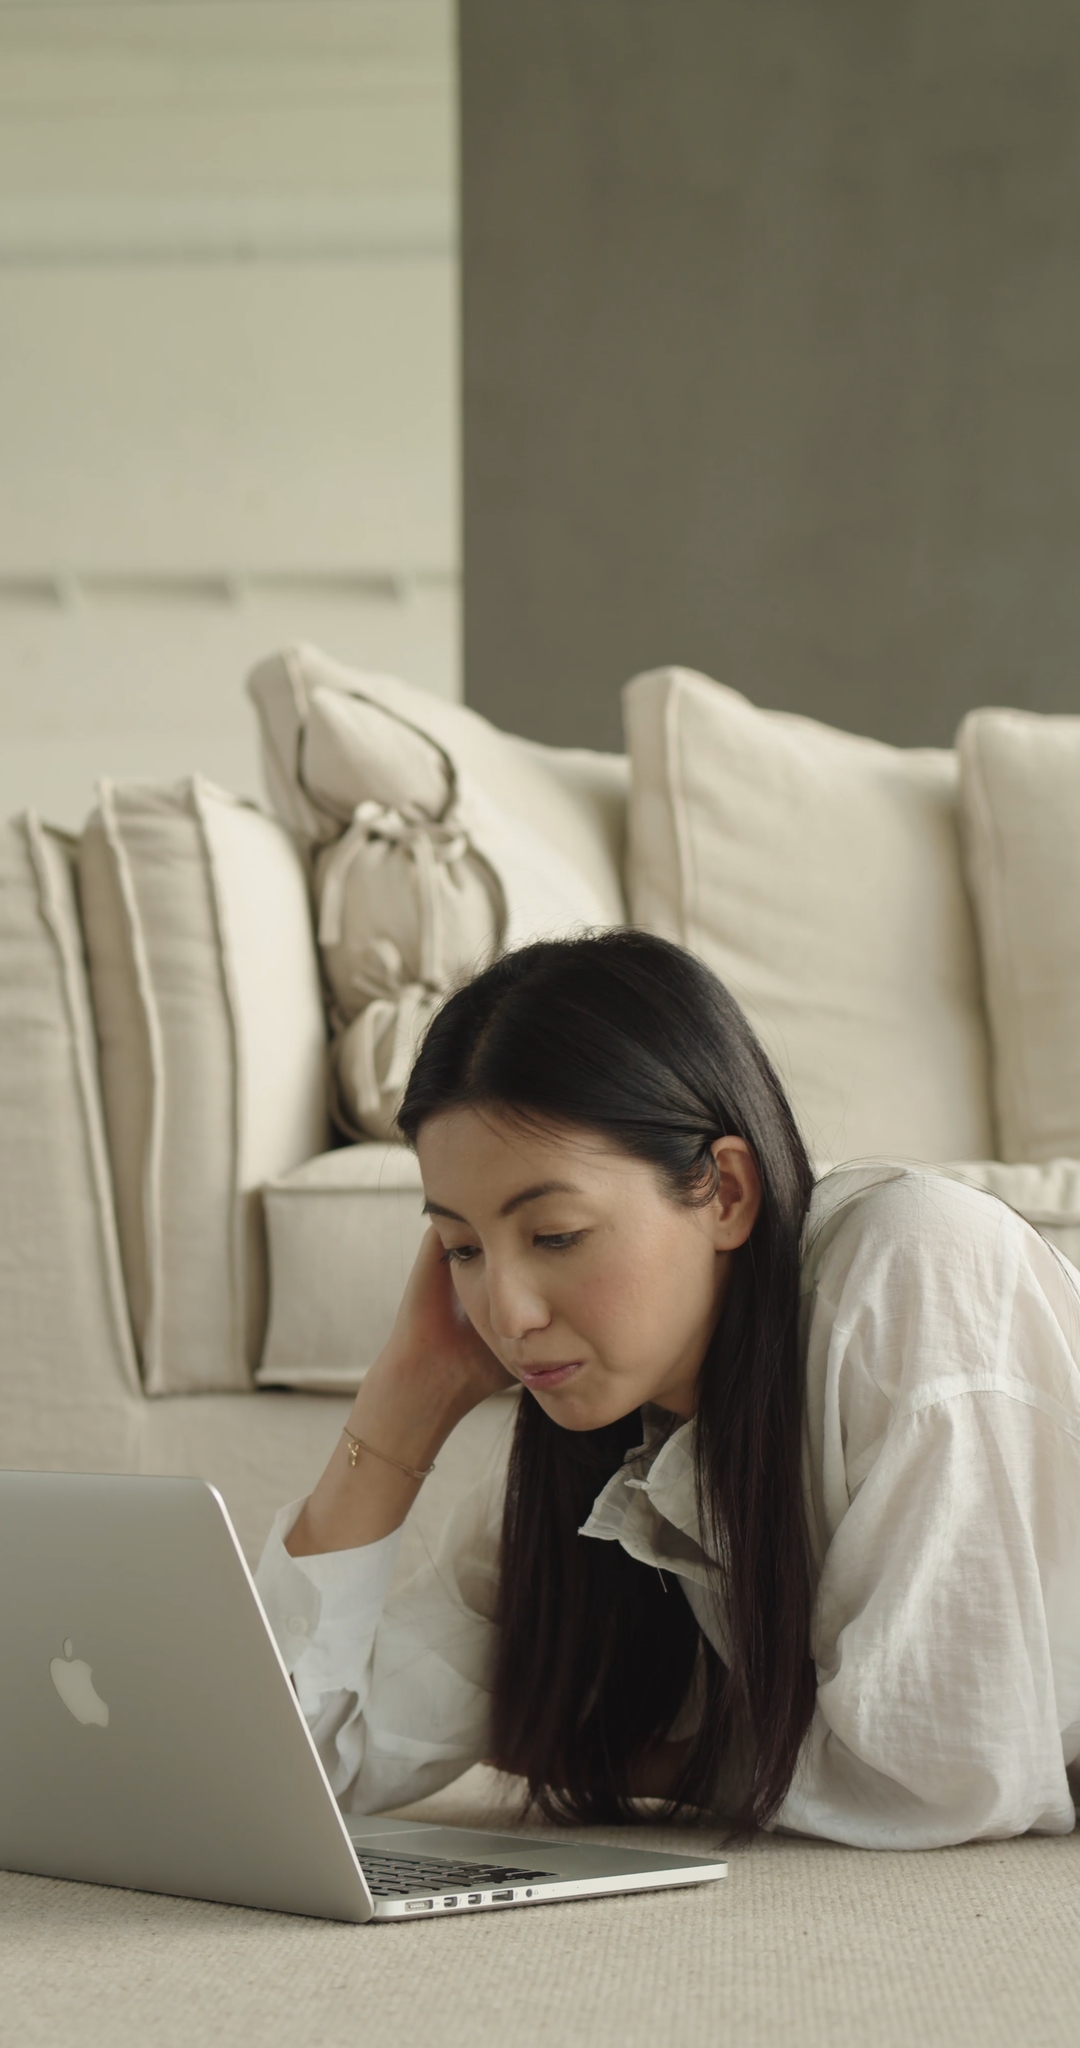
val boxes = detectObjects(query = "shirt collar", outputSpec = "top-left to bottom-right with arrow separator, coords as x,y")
577,1405 -> 713,1584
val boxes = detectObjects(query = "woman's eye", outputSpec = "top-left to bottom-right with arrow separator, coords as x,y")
441,1231 -> 585,1264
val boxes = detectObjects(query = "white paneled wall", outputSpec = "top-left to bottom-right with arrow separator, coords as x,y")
0,1 -> 458,830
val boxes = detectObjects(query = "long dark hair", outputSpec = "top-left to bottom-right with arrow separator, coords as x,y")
397,931 -> 816,1830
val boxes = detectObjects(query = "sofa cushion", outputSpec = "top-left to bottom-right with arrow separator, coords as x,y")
248,644 -> 628,908
940,1160 -> 1080,1272
957,709 -> 1080,1162
247,645 -> 628,1139
0,815 -> 141,1457
78,778 -> 330,1397
624,667 -> 995,1165
256,1144 -> 428,1393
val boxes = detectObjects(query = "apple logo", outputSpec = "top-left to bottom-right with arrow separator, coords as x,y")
49,1638 -> 109,1728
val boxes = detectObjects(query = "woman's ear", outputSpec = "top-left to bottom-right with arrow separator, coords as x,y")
707,1136 -> 762,1250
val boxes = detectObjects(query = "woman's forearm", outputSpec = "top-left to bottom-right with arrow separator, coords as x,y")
286,1225 -> 515,1559
285,1351 -> 471,1558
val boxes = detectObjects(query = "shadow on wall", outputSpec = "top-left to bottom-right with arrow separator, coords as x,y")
461,0 -> 1080,750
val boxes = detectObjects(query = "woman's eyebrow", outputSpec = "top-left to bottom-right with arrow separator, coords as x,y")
499,1179 -> 579,1218
422,1179 -> 580,1225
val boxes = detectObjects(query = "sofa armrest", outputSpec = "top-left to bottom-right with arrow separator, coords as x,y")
0,816 -> 142,1456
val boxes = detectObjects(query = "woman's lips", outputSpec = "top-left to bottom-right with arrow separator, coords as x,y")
516,1360 -> 585,1389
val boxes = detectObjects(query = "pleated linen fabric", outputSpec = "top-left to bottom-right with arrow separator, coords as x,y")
77,778 -> 330,1396
957,708 -> 1080,1164
0,815 -> 141,1461
624,667 -> 996,1168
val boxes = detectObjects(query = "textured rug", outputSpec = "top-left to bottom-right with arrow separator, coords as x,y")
3,1766 -> 1078,2048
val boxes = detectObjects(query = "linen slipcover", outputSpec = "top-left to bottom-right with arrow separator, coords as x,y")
957,709 -> 1080,1163
78,778 -> 330,1396
624,667 -> 996,1166
0,815 -> 140,1466
247,645 -> 628,1138
257,1144 -> 427,1392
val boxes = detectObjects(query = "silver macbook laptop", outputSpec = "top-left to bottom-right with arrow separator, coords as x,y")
0,1472 -> 727,1923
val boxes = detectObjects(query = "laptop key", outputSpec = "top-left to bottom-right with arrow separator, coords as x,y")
357,1847 -> 559,1899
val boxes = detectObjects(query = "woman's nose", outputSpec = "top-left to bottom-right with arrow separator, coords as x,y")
484,1261 -> 550,1342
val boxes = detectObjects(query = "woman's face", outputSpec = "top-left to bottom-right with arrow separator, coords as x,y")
416,1108 -> 761,1430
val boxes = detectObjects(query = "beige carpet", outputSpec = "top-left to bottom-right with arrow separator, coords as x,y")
3,1766 -> 1078,2048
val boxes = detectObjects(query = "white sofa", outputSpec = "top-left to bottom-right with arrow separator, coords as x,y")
4,646 -> 1080,1562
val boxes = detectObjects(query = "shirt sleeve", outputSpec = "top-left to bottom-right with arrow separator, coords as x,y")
253,1427 -> 510,1817
781,1179 -> 1080,1848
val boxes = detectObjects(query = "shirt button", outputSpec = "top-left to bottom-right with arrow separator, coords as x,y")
287,1614 -> 309,1637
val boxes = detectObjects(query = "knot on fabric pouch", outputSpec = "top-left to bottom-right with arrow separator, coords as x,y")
315,799 -> 503,1020
332,970 -> 446,1141
314,800 -> 505,1139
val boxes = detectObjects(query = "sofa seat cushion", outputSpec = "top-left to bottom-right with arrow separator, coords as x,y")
247,645 -> 628,1139
78,779 -> 330,1397
957,709 -> 1080,1163
257,1143 -> 428,1393
624,667 -> 995,1166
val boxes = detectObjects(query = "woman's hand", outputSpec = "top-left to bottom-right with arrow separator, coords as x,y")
285,1228 -> 515,1559
379,1225 -> 515,1414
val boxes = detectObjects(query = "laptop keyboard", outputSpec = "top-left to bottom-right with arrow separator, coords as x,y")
357,1847 -> 560,1899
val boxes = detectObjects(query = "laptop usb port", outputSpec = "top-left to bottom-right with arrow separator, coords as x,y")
491,1889 -> 513,1901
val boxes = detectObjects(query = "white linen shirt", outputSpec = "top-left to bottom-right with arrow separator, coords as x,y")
255,1164 -> 1080,1848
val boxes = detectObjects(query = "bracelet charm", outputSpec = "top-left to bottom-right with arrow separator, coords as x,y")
342,1427 -> 435,1482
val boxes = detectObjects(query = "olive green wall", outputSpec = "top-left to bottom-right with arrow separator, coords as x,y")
461,1 -> 1080,749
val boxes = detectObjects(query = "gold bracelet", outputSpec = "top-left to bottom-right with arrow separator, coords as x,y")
341,1427 -> 435,1482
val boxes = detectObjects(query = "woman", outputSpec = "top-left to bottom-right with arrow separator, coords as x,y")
256,931 -> 1080,1848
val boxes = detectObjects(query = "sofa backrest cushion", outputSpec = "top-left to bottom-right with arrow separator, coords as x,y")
624,667 -> 995,1166
0,815 -> 141,1451
248,644 -> 628,909
957,708 -> 1080,1162
246,645 -> 628,1139
78,778 -> 330,1396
